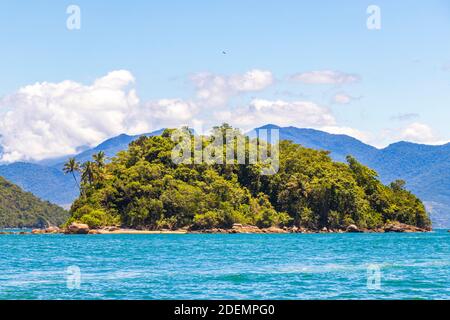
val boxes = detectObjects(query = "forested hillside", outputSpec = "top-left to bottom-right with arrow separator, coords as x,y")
0,176 -> 69,228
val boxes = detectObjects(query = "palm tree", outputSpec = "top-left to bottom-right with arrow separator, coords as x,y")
93,151 -> 106,169
93,151 -> 107,183
63,157 -> 81,192
81,161 -> 95,186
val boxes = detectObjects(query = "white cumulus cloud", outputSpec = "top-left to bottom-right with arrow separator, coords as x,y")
398,122 -> 442,144
378,122 -> 448,147
191,69 -> 273,107
127,99 -> 200,135
0,70 -> 199,162
291,70 -> 360,85
215,98 -> 335,132
333,93 -> 353,104
320,126 -> 371,144
229,69 -> 274,91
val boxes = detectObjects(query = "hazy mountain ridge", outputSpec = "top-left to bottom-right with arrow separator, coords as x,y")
51,128 -> 166,169
249,124 -> 379,163
0,162 -> 78,206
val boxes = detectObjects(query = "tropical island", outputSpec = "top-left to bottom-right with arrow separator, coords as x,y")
51,124 -> 431,234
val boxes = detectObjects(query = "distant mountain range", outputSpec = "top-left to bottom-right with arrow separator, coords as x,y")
0,125 -> 448,227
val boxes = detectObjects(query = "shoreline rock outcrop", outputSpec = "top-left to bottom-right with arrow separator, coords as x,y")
64,223 -> 90,234
383,222 -> 429,233
31,226 -> 62,234
346,224 -> 361,233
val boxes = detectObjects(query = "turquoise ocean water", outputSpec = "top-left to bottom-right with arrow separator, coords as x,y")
0,231 -> 449,299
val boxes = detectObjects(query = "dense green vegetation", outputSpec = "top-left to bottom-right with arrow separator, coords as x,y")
67,125 -> 431,230
254,125 -> 450,228
0,176 -> 69,228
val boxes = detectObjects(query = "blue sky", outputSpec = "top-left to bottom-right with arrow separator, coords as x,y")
0,0 -> 449,161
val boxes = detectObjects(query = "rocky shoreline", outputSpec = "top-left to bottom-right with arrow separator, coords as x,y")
190,222 -> 431,234
0,222 -> 432,235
